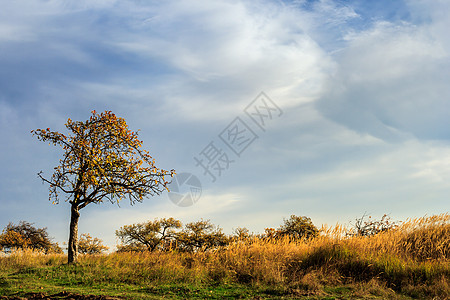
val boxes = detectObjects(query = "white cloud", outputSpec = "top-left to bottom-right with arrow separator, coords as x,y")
109,1 -> 334,121
317,15 -> 450,141
342,21 -> 446,80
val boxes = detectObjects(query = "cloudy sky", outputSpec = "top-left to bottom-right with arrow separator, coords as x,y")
1,0 -> 449,250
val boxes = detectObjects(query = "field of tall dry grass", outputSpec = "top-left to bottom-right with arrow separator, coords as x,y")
0,214 -> 449,299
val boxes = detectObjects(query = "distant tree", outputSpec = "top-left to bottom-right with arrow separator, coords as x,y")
176,219 -> 229,252
276,215 -> 319,240
116,217 -> 182,252
0,221 -> 60,253
349,213 -> 399,237
263,227 -> 280,240
230,227 -> 257,246
78,233 -> 109,254
232,227 -> 251,241
32,110 -> 175,263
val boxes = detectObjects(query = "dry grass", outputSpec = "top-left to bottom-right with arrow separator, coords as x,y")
1,214 -> 448,299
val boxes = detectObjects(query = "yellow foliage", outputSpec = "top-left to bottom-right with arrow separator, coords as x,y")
31,110 -> 175,207
78,233 -> 109,255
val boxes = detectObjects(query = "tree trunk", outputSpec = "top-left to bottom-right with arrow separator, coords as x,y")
68,204 -> 80,264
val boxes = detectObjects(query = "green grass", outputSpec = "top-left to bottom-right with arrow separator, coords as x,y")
0,266 -> 298,299
0,256 -> 441,299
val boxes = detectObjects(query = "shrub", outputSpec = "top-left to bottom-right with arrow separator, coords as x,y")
349,213 -> 399,237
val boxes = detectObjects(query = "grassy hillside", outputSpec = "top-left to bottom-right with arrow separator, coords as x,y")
0,214 -> 448,299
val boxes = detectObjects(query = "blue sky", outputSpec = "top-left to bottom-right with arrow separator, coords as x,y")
1,0 -> 449,250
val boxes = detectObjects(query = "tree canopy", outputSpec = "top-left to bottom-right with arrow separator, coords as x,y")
176,219 -> 229,252
264,215 -> 319,240
0,221 -> 62,254
278,215 -> 319,240
116,217 -> 182,252
116,218 -> 229,252
78,233 -> 109,255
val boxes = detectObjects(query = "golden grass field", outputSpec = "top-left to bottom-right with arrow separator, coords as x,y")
0,214 -> 449,299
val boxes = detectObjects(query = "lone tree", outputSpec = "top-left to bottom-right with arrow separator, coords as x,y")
32,111 -> 174,263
